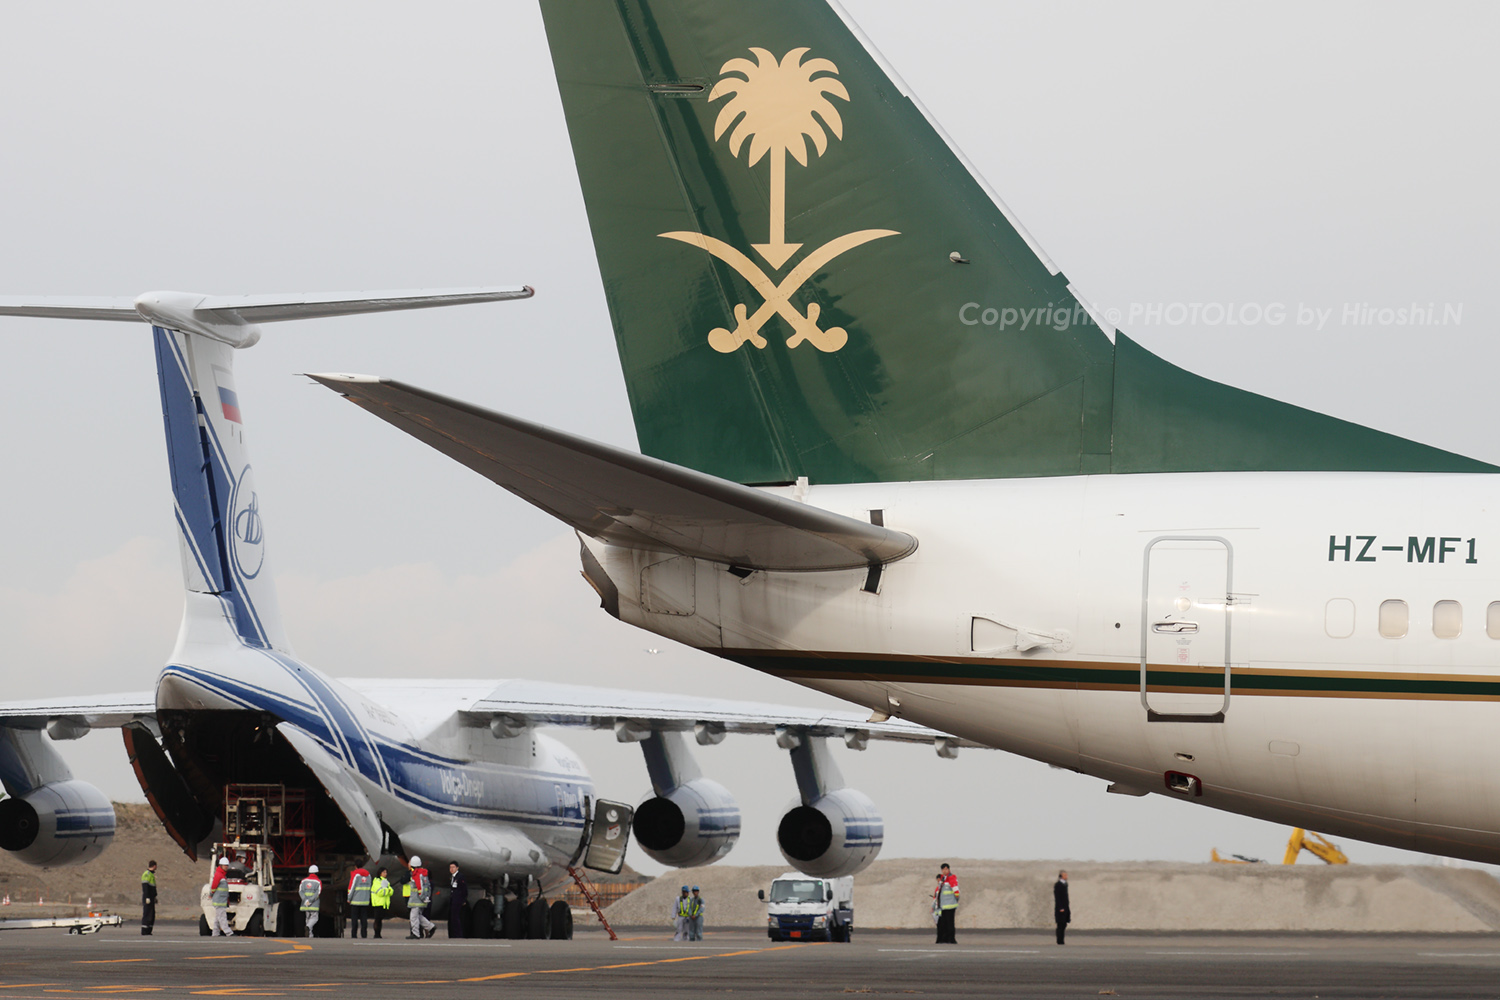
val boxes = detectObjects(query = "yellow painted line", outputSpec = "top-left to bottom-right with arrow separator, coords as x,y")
183,957 -> 244,962
457,942 -> 812,983
261,945 -> 311,957
189,991 -> 284,997
71,962 -> 151,967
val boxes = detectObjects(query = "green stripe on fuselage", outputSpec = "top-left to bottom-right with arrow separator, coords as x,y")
720,650 -> 1500,701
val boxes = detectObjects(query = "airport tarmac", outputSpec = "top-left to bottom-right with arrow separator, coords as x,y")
3,923 -> 1500,998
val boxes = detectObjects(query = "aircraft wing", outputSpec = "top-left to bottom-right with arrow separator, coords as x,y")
307,374 -> 918,572
0,692 -> 156,731
342,678 -> 979,749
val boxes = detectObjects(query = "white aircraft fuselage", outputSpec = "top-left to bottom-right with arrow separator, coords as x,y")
586,470 -> 1500,862
157,593 -> 594,880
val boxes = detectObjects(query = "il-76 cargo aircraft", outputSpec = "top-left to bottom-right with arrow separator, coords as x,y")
0,290 -> 956,936
300,0 -> 1500,865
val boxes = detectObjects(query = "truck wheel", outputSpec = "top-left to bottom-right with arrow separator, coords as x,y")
547,900 -> 572,940
525,898 -> 549,939
198,915 -> 210,937
471,899 -> 495,939
245,911 -> 264,937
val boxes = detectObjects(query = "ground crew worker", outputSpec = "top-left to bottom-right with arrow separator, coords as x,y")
347,860 -> 373,939
299,865 -> 322,937
1054,870 -> 1071,945
934,863 -> 959,944
371,867 -> 393,939
672,885 -> 691,941
688,886 -> 705,941
406,856 -> 435,939
140,860 -> 157,936
208,856 -> 234,937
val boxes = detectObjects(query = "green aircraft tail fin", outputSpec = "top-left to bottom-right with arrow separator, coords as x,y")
539,0 -> 1491,483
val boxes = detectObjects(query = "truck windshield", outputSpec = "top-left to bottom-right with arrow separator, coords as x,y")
769,879 -> 824,903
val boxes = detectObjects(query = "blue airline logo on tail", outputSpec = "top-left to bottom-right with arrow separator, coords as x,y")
230,467 -> 265,579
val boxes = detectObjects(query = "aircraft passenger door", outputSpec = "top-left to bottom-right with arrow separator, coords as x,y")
1141,536 -> 1232,723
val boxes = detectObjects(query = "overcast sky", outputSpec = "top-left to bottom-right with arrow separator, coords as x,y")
1,1 -> 1496,875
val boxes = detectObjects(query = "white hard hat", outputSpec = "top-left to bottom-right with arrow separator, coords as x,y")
409,855 -> 421,867
308,864 -> 319,874
218,857 -> 229,866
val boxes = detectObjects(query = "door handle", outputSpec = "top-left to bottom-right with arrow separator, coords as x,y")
1152,620 -> 1199,634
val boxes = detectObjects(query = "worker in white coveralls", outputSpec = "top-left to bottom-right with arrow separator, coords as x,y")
208,856 -> 234,936
299,865 -> 322,937
406,856 -> 435,939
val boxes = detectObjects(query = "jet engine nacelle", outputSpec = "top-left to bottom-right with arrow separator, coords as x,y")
777,787 -> 883,879
0,780 -> 115,867
633,777 -> 741,868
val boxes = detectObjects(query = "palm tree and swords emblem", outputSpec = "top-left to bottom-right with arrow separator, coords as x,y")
659,47 -> 899,354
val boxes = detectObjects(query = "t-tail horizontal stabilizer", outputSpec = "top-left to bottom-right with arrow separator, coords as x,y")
0,286 -> 533,347
306,373 -> 918,572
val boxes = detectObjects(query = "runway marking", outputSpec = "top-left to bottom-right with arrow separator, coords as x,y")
72,962 -> 152,966
1145,951 -> 1309,956
876,953 -> 1038,959
261,945 -> 311,957
384,943 -> 814,985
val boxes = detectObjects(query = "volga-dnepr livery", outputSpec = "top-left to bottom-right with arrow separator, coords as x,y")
312,0 -> 1500,864
0,288 -> 949,936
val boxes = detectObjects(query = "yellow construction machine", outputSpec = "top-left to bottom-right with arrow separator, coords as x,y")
1283,828 -> 1349,865
1211,828 -> 1350,865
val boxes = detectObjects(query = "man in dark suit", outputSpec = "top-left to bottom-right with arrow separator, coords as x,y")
448,862 -> 468,938
1053,870 -> 1070,945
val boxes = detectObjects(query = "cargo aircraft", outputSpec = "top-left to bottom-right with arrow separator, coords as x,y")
302,0 -> 1500,864
0,289 -> 956,936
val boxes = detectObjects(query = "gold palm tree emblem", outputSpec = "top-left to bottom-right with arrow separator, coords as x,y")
709,47 -> 849,269
658,46 -> 899,353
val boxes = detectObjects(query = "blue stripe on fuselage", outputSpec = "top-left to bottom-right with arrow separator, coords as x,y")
167,662 -> 590,830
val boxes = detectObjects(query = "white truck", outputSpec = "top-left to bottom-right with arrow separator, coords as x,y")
758,872 -> 854,942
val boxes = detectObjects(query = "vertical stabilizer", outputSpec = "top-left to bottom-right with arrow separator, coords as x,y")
153,327 -> 290,653
539,0 -> 1493,482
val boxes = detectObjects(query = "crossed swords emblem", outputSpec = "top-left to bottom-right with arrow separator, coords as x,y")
658,46 -> 899,354
659,229 -> 899,353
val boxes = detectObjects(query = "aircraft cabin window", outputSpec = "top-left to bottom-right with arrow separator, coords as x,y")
1378,600 -> 1408,638
1432,600 -> 1462,639
1489,602 -> 1500,639
1324,598 -> 1356,638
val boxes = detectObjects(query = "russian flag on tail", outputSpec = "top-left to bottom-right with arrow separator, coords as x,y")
218,385 -> 242,423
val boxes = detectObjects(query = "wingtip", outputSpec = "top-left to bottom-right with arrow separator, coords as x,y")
303,372 -> 385,387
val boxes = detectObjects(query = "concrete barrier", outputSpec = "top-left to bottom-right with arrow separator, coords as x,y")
605,860 -> 1500,932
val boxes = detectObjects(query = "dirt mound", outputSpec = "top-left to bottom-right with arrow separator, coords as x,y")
605,859 -> 1500,932
0,803 -> 202,921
